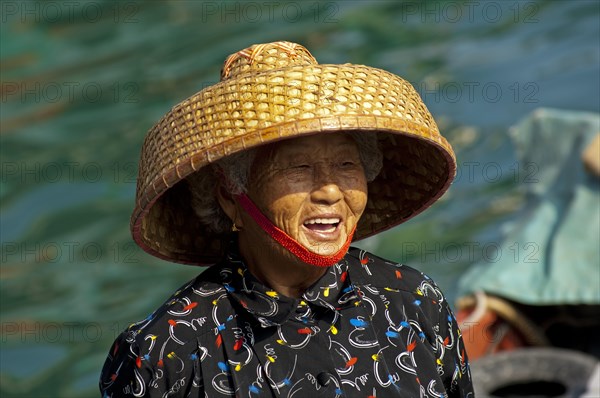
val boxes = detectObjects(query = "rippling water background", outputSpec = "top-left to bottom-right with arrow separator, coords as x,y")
1,1 -> 599,396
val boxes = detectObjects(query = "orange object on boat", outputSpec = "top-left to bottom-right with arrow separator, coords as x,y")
455,292 -> 549,360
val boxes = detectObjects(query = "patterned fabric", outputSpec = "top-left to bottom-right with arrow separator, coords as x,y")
100,246 -> 473,397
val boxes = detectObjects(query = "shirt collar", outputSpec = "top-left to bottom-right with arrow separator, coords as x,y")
219,241 -> 358,327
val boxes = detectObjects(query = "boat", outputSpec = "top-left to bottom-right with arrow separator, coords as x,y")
455,109 -> 600,397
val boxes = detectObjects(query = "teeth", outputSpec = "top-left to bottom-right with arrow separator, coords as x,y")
304,218 -> 340,225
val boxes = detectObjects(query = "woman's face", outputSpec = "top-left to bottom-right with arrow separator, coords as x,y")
246,133 -> 368,256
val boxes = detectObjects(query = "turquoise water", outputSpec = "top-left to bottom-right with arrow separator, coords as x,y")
1,1 -> 599,396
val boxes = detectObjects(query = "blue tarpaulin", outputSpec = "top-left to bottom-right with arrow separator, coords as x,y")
458,108 -> 600,305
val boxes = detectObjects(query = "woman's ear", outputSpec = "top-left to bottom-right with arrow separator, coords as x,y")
215,182 -> 244,229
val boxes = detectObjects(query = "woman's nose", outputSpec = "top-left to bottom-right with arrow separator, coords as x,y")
310,164 -> 343,204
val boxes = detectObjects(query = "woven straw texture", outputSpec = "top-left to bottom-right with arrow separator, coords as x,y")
131,41 -> 456,265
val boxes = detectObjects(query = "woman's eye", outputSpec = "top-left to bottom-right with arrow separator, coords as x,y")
292,164 -> 310,169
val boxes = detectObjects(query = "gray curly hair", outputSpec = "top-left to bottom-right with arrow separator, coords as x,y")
186,132 -> 383,234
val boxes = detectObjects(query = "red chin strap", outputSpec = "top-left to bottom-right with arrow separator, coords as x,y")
235,194 -> 355,267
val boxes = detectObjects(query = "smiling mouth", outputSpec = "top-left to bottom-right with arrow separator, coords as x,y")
303,218 -> 341,234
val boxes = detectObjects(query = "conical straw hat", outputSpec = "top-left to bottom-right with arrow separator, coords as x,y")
131,41 -> 456,265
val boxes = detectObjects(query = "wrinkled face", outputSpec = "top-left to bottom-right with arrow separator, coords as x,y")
246,133 -> 368,256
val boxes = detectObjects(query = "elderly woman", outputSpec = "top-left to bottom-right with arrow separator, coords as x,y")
100,42 -> 473,397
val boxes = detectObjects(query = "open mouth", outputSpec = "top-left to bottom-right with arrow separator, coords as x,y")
303,218 -> 341,234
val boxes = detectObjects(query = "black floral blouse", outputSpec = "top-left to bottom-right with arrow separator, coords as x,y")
100,246 -> 474,397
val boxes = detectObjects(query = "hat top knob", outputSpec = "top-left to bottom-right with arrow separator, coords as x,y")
220,41 -> 318,81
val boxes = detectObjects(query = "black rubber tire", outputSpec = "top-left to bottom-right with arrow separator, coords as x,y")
471,348 -> 599,397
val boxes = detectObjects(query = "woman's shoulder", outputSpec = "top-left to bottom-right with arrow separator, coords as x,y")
345,247 -> 440,294
122,264 -> 231,346
344,247 -> 459,351
100,264 -> 232,394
